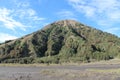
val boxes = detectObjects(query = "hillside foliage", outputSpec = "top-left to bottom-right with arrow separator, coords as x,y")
0,20 -> 120,63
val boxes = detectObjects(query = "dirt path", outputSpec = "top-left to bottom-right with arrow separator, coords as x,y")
0,63 -> 120,80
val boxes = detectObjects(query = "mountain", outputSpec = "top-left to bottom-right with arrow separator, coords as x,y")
0,20 -> 120,64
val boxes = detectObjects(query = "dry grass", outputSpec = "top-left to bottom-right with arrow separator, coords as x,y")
0,63 -> 49,67
0,63 -> 73,67
0,58 -> 120,67
89,58 -> 120,65
40,69 -> 120,80
87,68 -> 120,74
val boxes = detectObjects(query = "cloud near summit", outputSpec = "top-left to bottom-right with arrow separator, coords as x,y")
68,0 -> 120,34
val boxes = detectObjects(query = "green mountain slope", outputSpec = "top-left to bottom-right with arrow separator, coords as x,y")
0,20 -> 120,63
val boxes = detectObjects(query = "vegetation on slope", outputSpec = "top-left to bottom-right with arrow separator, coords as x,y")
0,20 -> 120,64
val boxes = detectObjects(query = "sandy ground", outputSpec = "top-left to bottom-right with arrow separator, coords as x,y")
1,59 -> 120,80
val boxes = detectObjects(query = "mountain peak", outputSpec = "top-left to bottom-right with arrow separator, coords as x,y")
43,19 -> 80,30
54,19 -> 80,27
55,19 -> 79,23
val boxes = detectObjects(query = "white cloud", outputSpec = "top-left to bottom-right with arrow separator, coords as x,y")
68,0 -> 120,35
57,10 -> 77,19
68,0 -> 120,20
12,0 -> 46,22
16,1 -> 30,8
105,27 -> 120,33
15,8 -> 45,21
68,0 -> 83,4
0,0 -> 45,31
0,8 -> 26,31
0,33 -> 17,43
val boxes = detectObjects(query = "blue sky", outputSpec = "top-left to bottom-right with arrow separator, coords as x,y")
0,0 -> 120,42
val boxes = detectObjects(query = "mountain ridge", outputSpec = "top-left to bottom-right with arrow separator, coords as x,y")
0,20 -> 120,63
